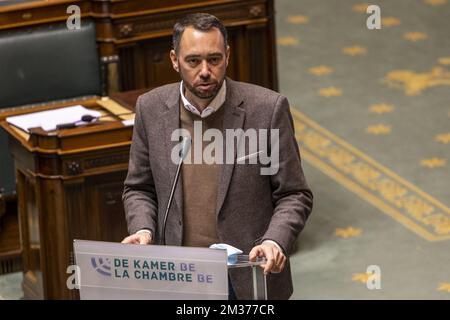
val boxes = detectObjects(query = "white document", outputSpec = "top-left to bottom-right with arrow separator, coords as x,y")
122,118 -> 135,127
6,105 -> 101,132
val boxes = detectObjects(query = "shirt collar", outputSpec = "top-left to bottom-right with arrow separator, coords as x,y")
180,79 -> 226,118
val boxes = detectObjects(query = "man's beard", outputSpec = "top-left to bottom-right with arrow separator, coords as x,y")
180,70 -> 224,100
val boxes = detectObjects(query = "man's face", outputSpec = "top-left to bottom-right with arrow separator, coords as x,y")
170,26 -> 230,100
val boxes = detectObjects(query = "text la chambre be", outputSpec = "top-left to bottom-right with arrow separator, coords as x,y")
113,258 -> 214,283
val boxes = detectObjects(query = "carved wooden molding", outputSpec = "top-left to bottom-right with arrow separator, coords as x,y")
119,23 -> 134,37
249,5 -> 263,18
83,153 -> 130,170
66,161 -> 83,176
115,3 -> 266,39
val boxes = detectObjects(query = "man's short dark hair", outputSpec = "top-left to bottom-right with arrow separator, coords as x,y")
172,13 -> 228,55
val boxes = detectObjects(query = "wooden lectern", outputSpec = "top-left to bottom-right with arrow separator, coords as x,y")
0,97 -> 135,299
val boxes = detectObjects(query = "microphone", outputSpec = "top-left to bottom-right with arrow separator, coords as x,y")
161,136 -> 191,245
56,112 -> 135,130
80,112 -> 135,122
80,114 -> 98,122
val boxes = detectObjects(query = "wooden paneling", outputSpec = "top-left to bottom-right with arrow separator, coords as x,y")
0,0 -> 278,92
17,169 -> 44,299
0,197 -> 22,276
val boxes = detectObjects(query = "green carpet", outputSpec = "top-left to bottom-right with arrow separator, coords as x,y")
276,0 -> 450,298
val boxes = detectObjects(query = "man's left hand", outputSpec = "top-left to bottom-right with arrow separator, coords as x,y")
249,242 -> 286,275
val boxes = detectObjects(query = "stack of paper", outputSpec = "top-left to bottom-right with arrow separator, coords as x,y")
6,105 -> 101,132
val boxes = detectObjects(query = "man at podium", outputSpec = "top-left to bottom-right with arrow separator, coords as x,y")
121,13 -> 313,300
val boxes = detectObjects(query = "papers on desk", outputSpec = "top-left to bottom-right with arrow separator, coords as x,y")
6,105 -> 101,132
122,118 -> 135,127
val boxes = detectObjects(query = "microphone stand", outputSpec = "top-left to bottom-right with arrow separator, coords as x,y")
161,137 -> 191,245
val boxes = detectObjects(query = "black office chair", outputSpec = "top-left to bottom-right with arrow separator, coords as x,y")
0,19 -> 103,197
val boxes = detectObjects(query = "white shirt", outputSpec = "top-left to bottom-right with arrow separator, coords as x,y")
179,79 -> 226,118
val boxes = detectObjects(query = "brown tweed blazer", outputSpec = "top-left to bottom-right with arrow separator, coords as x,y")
123,78 -> 313,299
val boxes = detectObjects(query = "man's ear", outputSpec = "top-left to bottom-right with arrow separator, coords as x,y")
169,49 -> 179,73
225,45 -> 230,67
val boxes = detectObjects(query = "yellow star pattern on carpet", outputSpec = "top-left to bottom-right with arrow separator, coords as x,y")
435,133 -> 450,144
277,36 -> 299,46
342,46 -> 367,56
352,3 -> 369,13
435,222 -> 450,235
420,158 -> 447,168
423,0 -> 448,6
287,15 -> 309,24
352,273 -> 370,283
309,65 -> 333,76
369,103 -> 394,114
319,87 -> 342,97
438,57 -> 450,65
437,283 -> 450,292
382,17 -> 401,27
335,227 -> 362,238
366,124 -> 391,135
384,67 -> 450,96
404,32 -> 428,42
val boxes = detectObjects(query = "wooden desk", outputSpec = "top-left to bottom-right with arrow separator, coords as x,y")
0,0 -> 278,93
0,96 -> 135,299
109,88 -> 147,110
0,196 -> 21,276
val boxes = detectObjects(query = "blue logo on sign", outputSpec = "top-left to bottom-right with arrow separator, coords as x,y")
90,257 -> 111,276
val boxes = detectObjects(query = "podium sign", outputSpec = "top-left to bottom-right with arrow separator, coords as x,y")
74,240 -> 228,300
